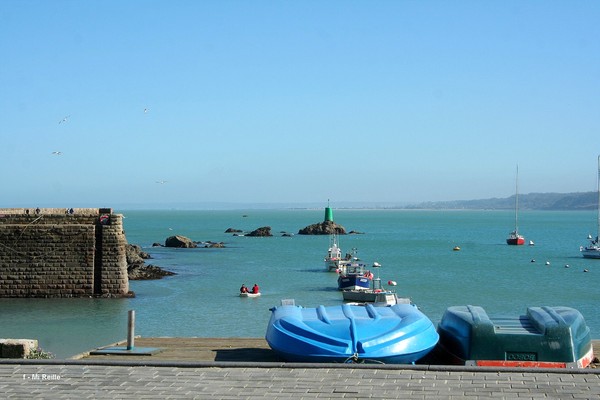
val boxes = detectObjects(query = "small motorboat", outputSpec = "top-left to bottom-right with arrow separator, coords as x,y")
266,302 -> 439,364
437,305 -> 594,368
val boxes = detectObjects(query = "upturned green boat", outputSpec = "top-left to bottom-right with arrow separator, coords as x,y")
437,305 -> 594,368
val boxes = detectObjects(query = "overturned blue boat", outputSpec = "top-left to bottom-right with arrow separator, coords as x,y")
265,303 -> 439,363
437,305 -> 594,368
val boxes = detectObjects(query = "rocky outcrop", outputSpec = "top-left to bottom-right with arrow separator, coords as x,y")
203,241 -> 225,248
128,264 -> 176,280
246,226 -> 273,237
126,244 -> 175,280
165,235 -> 196,248
298,220 -> 346,235
225,228 -> 243,233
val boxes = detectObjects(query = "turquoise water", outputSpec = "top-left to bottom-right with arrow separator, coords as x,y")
1,209 -> 599,359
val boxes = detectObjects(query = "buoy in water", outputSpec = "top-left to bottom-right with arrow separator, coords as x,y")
387,280 -> 397,286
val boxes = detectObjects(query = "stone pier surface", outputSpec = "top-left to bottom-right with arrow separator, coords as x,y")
0,208 -> 128,298
1,338 -> 599,398
0,360 -> 598,399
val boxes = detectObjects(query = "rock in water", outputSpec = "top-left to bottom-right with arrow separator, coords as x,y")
298,220 -> 346,235
165,235 -> 197,248
246,226 -> 273,237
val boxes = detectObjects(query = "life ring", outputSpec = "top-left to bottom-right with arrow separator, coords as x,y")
99,214 -> 109,225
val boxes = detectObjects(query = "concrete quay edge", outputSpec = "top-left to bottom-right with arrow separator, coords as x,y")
2,358 -> 599,375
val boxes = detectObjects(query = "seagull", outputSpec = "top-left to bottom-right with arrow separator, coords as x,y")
144,108 -> 149,114
51,151 -> 63,155
58,115 -> 70,124
156,180 -> 168,184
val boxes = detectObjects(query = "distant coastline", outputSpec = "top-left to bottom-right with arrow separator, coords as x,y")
404,191 -> 597,211
8,191 -> 596,211
120,191 -> 596,211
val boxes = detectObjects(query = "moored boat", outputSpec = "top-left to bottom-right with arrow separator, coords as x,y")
507,165 -> 525,245
323,205 -> 352,271
266,302 -> 439,363
324,233 -> 352,272
342,262 -> 410,306
580,155 -> 600,259
436,305 -> 594,368
337,252 -> 371,291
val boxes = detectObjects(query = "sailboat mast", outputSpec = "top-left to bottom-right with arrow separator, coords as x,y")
514,165 -> 519,232
596,156 -> 600,239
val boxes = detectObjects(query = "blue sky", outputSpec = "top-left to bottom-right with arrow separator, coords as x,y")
2,1 -> 599,208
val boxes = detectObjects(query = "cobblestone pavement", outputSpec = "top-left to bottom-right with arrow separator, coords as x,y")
1,360 -> 599,399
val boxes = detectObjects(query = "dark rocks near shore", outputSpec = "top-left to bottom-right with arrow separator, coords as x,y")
298,220 -> 346,235
126,244 -> 175,280
225,228 -> 243,233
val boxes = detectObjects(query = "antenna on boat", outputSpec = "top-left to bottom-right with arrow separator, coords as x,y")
372,262 -> 381,291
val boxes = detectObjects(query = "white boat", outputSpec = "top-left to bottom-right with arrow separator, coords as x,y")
580,155 -> 600,259
324,233 -> 351,272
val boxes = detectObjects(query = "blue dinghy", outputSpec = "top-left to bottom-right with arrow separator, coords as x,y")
265,303 -> 439,363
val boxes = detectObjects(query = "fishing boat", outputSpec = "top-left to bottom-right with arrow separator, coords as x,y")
342,262 -> 410,306
580,155 -> 600,259
507,165 -> 525,245
436,305 -> 594,368
324,233 -> 351,272
265,302 -> 439,363
323,205 -> 352,271
337,249 -> 371,291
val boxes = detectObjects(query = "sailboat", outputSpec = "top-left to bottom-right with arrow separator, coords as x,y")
506,165 -> 525,245
580,155 -> 600,259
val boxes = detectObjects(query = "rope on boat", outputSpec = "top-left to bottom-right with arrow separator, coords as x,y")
343,353 -> 385,364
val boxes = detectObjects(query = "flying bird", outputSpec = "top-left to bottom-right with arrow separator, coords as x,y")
156,180 -> 168,184
51,151 -> 63,155
58,115 -> 70,124
144,108 -> 149,114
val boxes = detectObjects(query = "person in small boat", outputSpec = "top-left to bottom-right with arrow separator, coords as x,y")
240,284 -> 248,293
251,283 -> 260,294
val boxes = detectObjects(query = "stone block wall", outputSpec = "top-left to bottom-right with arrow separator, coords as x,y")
0,208 -> 129,298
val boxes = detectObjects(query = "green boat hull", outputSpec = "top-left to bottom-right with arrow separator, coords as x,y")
437,305 -> 594,368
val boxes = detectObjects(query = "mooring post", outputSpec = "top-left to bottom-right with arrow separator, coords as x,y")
127,310 -> 135,350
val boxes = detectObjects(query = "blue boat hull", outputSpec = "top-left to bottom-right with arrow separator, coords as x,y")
266,303 -> 439,364
337,274 -> 371,291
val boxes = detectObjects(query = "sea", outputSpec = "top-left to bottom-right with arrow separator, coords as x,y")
1,209 -> 599,359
